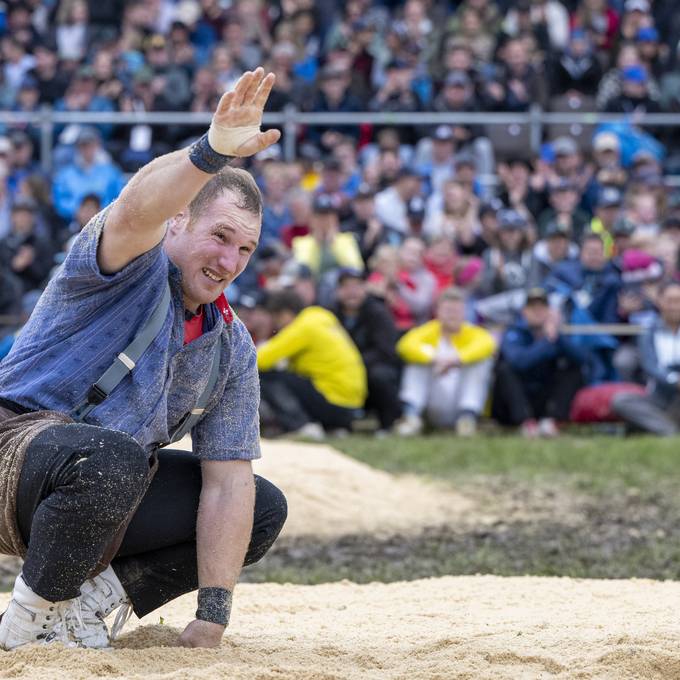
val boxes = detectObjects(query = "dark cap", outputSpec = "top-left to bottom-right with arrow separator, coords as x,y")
498,209 -> 527,230
337,267 -> 366,284
354,183 -> 375,199
11,196 -> 37,212
236,290 -> 267,310
312,193 -> 340,213
454,152 -> 475,169
479,197 -> 503,218
552,136 -> 578,156
76,126 -> 100,145
525,287 -> 549,305
386,58 -> 411,70
622,65 -> 648,83
444,70 -> 470,87
322,157 -> 342,172
544,221 -> 571,238
550,177 -> 578,193
407,196 -> 426,218
612,217 -> 636,237
597,186 -> 623,208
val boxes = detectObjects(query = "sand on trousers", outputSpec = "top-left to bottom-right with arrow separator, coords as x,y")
2,575 -> 680,679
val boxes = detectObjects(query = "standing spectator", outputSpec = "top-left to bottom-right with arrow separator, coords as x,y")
493,288 -> 586,438
331,269 -> 403,433
52,127 -> 125,221
257,290 -> 367,439
415,125 -> 457,197
612,281 -> 680,435
396,287 -> 496,436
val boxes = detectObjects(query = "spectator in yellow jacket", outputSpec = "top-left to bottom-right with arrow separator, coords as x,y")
257,290 -> 367,439
395,287 -> 497,436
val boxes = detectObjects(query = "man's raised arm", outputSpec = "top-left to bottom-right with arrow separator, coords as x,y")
99,68 -> 280,274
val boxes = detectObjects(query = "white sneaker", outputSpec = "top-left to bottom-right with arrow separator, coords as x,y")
538,418 -> 559,438
455,414 -> 477,437
395,414 -> 423,437
290,422 -> 325,441
0,574 -> 80,650
77,566 -> 133,648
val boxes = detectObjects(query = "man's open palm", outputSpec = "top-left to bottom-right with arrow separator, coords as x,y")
210,67 -> 281,157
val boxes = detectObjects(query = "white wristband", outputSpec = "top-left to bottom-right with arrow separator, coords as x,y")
208,122 -> 261,157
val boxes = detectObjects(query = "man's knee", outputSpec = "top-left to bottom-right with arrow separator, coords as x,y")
75,427 -> 151,519
244,476 -> 287,565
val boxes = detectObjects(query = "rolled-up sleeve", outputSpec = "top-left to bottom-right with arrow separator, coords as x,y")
192,321 -> 262,461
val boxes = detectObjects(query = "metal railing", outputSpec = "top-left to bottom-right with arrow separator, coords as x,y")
2,105 -> 680,172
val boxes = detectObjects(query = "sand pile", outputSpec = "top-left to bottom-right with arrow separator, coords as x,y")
173,437 -> 472,539
2,575 -> 680,679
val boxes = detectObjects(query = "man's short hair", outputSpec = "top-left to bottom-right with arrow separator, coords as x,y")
437,286 -> 466,304
188,167 -> 263,222
265,289 -> 306,316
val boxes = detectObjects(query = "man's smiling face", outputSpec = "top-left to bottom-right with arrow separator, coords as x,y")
165,189 -> 261,312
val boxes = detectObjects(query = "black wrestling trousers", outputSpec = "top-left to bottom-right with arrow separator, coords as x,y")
16,423 -> 287,618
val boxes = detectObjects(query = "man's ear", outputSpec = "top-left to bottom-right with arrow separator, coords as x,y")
167,211 -> 189,235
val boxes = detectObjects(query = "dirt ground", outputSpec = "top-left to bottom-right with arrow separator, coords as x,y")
2,575 -> 680,679
2,440 -> 680,678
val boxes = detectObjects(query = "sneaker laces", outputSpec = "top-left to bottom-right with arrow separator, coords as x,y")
110,602 -> 133,641
45,600 -> 83,647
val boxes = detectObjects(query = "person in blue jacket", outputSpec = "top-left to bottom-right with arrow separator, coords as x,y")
492,287 -> 588,438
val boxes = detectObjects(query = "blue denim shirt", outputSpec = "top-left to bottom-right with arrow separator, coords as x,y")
0,207 -> 261,461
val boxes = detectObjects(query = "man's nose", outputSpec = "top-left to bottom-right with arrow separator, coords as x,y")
217,246 -> 239,274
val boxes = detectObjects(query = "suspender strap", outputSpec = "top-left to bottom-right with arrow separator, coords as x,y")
168,338 -> 222,443
71,283 -> 172,421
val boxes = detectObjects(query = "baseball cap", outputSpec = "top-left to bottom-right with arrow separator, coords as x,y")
407,196 -> 426,218
11,196 -> 37,212
354,183 -> 376,199
625,0 -> 650,12
76,127 -> 100,145
593,131 -> 620,152
433,125 -> 454,142
454,152 -> 475,169
544,221 -> 571,238
597,186 -> 623,208
312,193 -> 340,213
552,136 -> 578,156
498,209 -> 527,230
479,198 -> 503,218
337,267 -> 365,284
612,217 -> 636,237
550,177 -> 578,193
525,287 -> 549,305
622,65 -> 648,83
444,70 -> 470,87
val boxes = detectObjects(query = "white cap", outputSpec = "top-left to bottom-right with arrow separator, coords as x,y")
593,132 -> 620,152
625,0 -> 650,12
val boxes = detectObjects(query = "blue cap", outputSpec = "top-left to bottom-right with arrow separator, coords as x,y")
635,26 -> 658,41
622,65 -> 648,83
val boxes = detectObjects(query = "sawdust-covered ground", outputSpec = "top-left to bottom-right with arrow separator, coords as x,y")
2,575 -> 680,679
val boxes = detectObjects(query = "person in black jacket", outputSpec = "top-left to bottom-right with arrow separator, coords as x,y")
331,268 -> 403,432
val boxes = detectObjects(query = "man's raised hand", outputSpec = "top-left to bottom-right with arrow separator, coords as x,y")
208,67 -> 281,158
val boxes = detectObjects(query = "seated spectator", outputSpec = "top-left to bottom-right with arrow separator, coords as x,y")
257,290 -> 367,439
395,287 -> 496,436
414,125 -> 457,197
291,193 -> 363,305
394,236 -> 438,328
545,232 -> 622,383
331,269 -> 403,433
528,221 -> 579,288
480,209 -> 533,297
492,288 -> 586,438
602,64 -> 660,113
0,197 -> 55,295
612,281 -> 680,435
537,177 -> 590,242
52,127 -> 125,221
374,167 -> 422,237
424,236 -> 457,293
260,162 -> 293,246
548,29 -> 602,97
589,186 -> 624,256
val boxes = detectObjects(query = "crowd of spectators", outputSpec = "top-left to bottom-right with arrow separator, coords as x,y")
3,0 -> 680,437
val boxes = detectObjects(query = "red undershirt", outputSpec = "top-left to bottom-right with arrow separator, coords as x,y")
183,292 -> 233,345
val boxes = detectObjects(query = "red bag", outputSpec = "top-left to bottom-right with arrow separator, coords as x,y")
569,382 -> 647,423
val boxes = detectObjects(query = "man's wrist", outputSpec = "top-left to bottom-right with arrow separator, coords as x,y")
196,586 -> 233,626
189,133 -> 234,174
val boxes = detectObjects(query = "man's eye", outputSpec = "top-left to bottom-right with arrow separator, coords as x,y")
240,247 -> 251,255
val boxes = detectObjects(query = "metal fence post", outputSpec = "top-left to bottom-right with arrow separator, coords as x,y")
39,105 -> 54,175
282,104 -> 297,162
529,104 -> 542,155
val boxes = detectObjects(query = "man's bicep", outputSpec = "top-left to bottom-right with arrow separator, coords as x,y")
97,199 -> 167,274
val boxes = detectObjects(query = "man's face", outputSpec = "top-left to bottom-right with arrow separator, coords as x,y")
165,190 -> 260,311
437,298 -> 465,332
523,300 -> 549,328
11,207 -> 34,235
546,234 -> 569,261
580,238 -> 605,270
550,188 -> 578,212
337,277 -> 366,311
660,285 -> 680,327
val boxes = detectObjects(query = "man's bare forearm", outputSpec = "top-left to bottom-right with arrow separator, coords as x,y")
196,460 -> 255,590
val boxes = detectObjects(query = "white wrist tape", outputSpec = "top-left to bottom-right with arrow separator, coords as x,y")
208,122 -> 261,157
